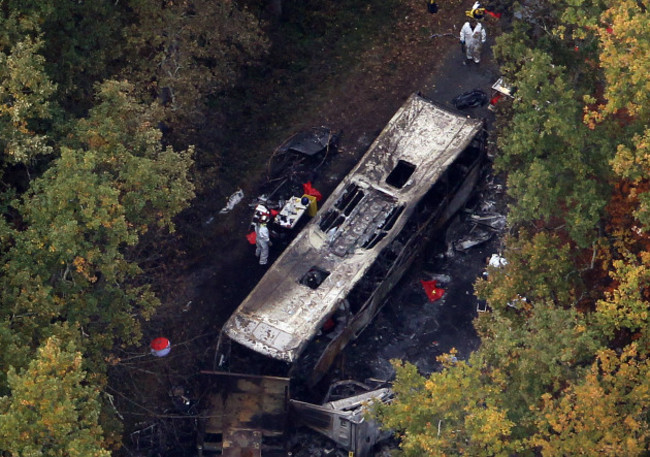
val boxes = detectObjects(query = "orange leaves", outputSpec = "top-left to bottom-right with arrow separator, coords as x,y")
73,256 -> 97,283
86,132 -> 108,149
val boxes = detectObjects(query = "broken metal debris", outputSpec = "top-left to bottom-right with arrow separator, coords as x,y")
197,371 -> 290,457
491,77 -> 513,97
429,32 -> 455,39
290,385 -> 393,457
470,213 -> 506,231
278,127 -> 339,157
265,127 -> 339,191
218,188 -> 244,214
197,373 -> 394,457
488,253 -> 508,268
453,229 -> 493,251
508,296 -> 528,309
169,385 -> 196,414
446,179 -> 507,256
421,272 -> 452,286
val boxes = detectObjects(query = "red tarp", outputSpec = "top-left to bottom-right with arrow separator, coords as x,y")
420,280 -> 445,302
246,231 -> 257,245
303,181 -> 323,202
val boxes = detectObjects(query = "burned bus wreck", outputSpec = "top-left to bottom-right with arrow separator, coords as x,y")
221,93 -> 486,387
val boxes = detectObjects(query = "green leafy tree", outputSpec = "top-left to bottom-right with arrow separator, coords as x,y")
375,355 -> 521,457
593,251 -> 650,342
492,48 -> 612,247
123,0 -> 268,126
475,230 -> 579,312
0,335 -> 110,457
0,80 -> 194,374
0,12 -> 56,170
475,301 -> 603,432
0,0 -> 127,115
375,302 -> 602,456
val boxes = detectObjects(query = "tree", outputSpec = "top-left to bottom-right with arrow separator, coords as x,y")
123,0 -> 269,126
0,12 -> 56,172
0,336 -> 110,457
532,344 -> 650,456
593,251 -> 650,342
0,0 -> 128,116
589,0 -> 650,121
374,354 -> 521,457
589,1 -> 650,228
0,80 -> 194,374
475,230 -> 580,312
491,47 -> 612,247
474,301 -> 603,429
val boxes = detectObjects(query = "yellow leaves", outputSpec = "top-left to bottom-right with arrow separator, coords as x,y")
73,256 -> 98,283
104,354 -> 121,365
2,337 -> 110,455
533,344 -> 650,456
589,1 -> 650,122
623,414 -> 640,431
375,356 -> 525,455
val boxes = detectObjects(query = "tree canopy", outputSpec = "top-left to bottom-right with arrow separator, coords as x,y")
2,0 -> 650,454
0,336 -> 110,457
376,1 -> 650,455
0,0 -> 266,454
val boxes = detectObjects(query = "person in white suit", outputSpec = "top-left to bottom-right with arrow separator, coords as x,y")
255,213 -> 271,265
460,18 -> 487,64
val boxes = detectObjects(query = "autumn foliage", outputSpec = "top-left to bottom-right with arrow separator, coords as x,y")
0,0 -> 267,454
376,1 -> 650,455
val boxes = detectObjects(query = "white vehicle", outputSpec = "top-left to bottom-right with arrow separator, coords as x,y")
222,93 -> 486,386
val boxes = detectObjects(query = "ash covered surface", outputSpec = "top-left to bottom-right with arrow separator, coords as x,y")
286,167 -> 506,457
342,172 -> 505,382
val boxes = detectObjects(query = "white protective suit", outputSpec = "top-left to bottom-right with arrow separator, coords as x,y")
255,222 -> 270,265
460,21 -> 487,63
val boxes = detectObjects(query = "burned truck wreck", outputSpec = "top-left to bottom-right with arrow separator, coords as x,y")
220,93 -> 486,388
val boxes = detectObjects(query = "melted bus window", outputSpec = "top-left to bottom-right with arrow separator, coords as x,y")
386,160 -> 416,189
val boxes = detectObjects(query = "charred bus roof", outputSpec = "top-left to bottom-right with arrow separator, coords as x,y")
223,93 -> 483,363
